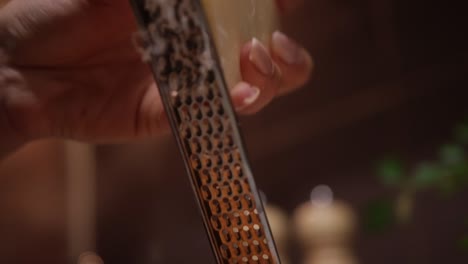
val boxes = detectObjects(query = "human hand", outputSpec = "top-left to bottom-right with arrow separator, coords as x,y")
0,0 -> 312,144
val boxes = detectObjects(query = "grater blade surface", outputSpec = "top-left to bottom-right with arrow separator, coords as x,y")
130,1 -> 281,263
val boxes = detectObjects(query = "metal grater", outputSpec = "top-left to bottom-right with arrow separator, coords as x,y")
130,1 -> 281,263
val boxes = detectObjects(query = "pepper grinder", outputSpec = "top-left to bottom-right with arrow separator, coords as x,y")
293,185 -> 358,264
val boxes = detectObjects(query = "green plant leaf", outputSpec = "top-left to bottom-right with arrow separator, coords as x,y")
362,199 -> 395,234
440,144 -> 465,165
460,235 -> 468,251
438,175 -> 457,196
438,162 -> 468,195
377,158 -> 404,186
452,162 -> 468,186
455,123 -> 468,145
413,162 -> 443,188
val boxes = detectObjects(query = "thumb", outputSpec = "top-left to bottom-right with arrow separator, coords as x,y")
0,0 -> 86,37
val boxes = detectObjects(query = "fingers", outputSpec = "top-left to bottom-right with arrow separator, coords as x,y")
230,81 -> 261,113
0,0 -> 85,37
234,32 -> 313,114
236,38 -> 282,114
78,252 -> 104,264
0,0 -> 130,39
271,31 -> 314,95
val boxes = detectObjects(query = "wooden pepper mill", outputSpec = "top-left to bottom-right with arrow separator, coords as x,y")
293,185 -> 358,264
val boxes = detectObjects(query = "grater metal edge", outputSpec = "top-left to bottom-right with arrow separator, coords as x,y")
130,1 -> 281,263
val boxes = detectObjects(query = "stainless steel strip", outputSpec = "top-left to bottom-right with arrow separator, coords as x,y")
130,1 -> 281,263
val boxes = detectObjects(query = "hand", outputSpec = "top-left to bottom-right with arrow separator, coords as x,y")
0,0 -> 312,144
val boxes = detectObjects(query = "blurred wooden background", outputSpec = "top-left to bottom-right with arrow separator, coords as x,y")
1,0 -> 467,263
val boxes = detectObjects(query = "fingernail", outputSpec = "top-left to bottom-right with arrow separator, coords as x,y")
249,38 -> 274,76
243,86 -> 261,106
232,83 -> 261,111
272,31 -> 304,65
